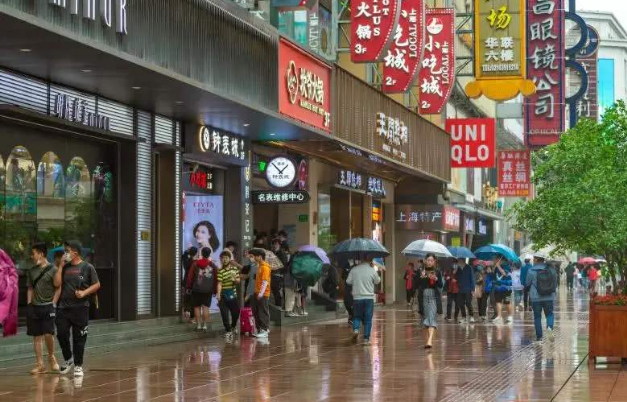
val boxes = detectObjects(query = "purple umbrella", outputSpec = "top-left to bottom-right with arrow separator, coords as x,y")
298,245 -> 331,264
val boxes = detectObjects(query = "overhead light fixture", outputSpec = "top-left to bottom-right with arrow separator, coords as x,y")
81,69 -> 92,73
243,123 -> 250,127
19,48 -> 31,53
269,133 -> 276,136
132,86 -> 141,90
175,101 -> 184,105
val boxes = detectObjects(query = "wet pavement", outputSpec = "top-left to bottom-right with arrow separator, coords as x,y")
0,288 -> 624,402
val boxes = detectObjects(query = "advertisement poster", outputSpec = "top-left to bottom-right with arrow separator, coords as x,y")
182,194 -> 224,262
497,150 -> 531,197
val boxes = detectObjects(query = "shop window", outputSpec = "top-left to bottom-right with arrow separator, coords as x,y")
65,157 -> 95,258
317,192 -> 334,251
5,146 -> 37,268
37,152 -> 65,247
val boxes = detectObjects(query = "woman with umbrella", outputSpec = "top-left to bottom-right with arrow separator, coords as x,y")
416,253 -> 443,349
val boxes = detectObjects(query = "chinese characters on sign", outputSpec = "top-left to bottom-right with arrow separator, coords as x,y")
573,25 -> 599,121
242,166 -> 253,249
351,0 -> 401,63
525,0 -> 565,147
464,216 -> 476,233
53,94 -> 111,131
443,206 -> 461,231
498,150 -> 531,197
338,170 -> 363,190
478,219 -> 488,235
376,112 -> 408,161
381,0 -> 425,93
198,126 -> 246,161
279,39 -> 332,132
252,190 -> 310,204
367,177 -> 387,198
465,0 -> 535,101
446,118 -> 496,168
397,210 -> 442,223
189,171 -> 213,192
418,8 -> 455,114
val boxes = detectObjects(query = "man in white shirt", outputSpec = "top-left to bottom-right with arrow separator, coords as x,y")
346,259 -> 381,345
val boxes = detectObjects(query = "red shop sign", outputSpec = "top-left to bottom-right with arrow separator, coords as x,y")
418,8 -> 455,113
381,0 -> 425,93
498,150 -> 531,197
443,206 -> 461,232
351,0 -> 401,63
524,0 -> 566,147
279,39 -> 332,132
447,118 -> 496,168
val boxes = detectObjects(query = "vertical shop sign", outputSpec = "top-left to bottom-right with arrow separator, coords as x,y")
574,25 -> 599,121
418,8 -> 455,113
447,118 -> 496,168
525,0 -> 566,147
242,165 -> 253,249
498,150 -> 531,197
381,0 -> 425,93
351,0 -> 402,63
443,206 -> 461,231
279,39 -> 332,132
465,0 -> 535,101
376,112 -> 409,161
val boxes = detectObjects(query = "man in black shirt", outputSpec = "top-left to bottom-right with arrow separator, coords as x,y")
53,240 -> 100,377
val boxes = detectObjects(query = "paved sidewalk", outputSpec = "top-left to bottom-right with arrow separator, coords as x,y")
0,288 -> 620,402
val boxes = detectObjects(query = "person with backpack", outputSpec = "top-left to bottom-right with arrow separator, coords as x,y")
26,243 -> 60,374
185,247 -> 218,332
181,246 -> 198,322
526,252 -> 557,342
216,251 -> 241,341
444,265 -> 459,322
53,240 -> 100,377
521,257 -> 533,312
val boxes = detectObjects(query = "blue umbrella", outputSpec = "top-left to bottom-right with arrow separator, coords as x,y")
447,246 -> 476,259
329,238 -> 390,260
474,244 -> 521,265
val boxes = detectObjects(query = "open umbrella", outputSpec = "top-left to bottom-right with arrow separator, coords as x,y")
447,246 -> 476,259
298,245 -> 331,264
578,257 -> 597,266
402,239 -> 452,258
250,248 -> 284,271
329,238 -> 389,260
291,252 -> 324,287
474,244 -> 521,265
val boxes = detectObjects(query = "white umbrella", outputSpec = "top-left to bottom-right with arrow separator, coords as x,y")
402,239 -> 453,258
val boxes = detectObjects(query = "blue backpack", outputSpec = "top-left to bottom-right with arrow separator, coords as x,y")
495,272 -> 513,292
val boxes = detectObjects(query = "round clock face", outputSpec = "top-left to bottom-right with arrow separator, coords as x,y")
266,156 -> 296,188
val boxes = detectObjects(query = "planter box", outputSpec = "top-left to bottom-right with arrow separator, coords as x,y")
589,301 -> 627,362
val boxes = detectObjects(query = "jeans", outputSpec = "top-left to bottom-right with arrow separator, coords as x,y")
344,284 -> 354,321
532,300 -> 554,340
514,290 -> 523,305
353,299 -> 374,340
456,292 -> 473,318
566,276 -> 574,290
446,292 -> 457,319
523,287 -> 531,310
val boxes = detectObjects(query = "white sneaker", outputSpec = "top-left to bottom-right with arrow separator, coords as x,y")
547,328 -> 555,340
469,317 -> 476,323
352,331 -> 359,342
457,318 -> 466,325
507,316 -> 514,324
195,324 -> 202,332
202,324 -> 208,332
492,317 -> 504,325
254,330 -> 269,338
73,366 -> 84,377
224,331 -> 232,338
59,359 -> 74,375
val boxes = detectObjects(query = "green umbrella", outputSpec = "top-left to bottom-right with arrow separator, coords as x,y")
290,252 -> 324,287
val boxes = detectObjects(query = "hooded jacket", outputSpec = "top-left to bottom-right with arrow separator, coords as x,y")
186,258 -> 218,294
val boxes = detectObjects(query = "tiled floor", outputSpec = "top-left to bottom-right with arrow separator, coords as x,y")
0,287 -> 623,402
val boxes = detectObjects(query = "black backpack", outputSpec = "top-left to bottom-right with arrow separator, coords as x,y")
536,266 -> 556,296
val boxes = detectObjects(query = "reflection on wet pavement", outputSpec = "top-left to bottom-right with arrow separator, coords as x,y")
0,288 -> 624,402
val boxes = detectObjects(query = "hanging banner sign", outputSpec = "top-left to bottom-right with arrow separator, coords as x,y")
351,0 -> 402,63
446,118 -> 496,168
418,8 -> 455,113
497,150 -> 531,197
524,0 -> 566,147
573,25 -> 599,122
381,0 -> 425,93
279,39 -> 332,132
465,0 -> 535,101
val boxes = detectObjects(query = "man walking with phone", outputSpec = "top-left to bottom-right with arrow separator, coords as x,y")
54,240 -> 100,377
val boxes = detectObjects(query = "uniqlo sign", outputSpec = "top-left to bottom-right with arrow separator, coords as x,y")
279,39 -> 332,132
447,118 -> 496,168
498,150 -> 531,197
418,8 -> 455,113
351,0 -> 401,63
524,0 -> 565,147
381,0 -> 425,93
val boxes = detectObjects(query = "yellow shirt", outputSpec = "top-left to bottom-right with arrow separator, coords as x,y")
254,261 -> 271,298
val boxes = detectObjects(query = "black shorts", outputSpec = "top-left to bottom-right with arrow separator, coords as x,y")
495,290 -> 512,304
26,304 -> 56,336
192,292 -> 212,308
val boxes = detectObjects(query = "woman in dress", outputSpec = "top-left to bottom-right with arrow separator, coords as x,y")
417,253 -> 443,350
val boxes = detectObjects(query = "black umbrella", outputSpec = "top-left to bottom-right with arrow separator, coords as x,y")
329,238 -> 390,261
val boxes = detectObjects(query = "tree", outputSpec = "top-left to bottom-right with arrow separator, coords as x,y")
509,101 -> 627,295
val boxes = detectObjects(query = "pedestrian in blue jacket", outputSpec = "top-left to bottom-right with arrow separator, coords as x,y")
455,258 -> 476,324
521,258 -> 533,311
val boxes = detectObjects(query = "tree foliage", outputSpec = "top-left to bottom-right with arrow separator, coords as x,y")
509,101 -> 627,294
